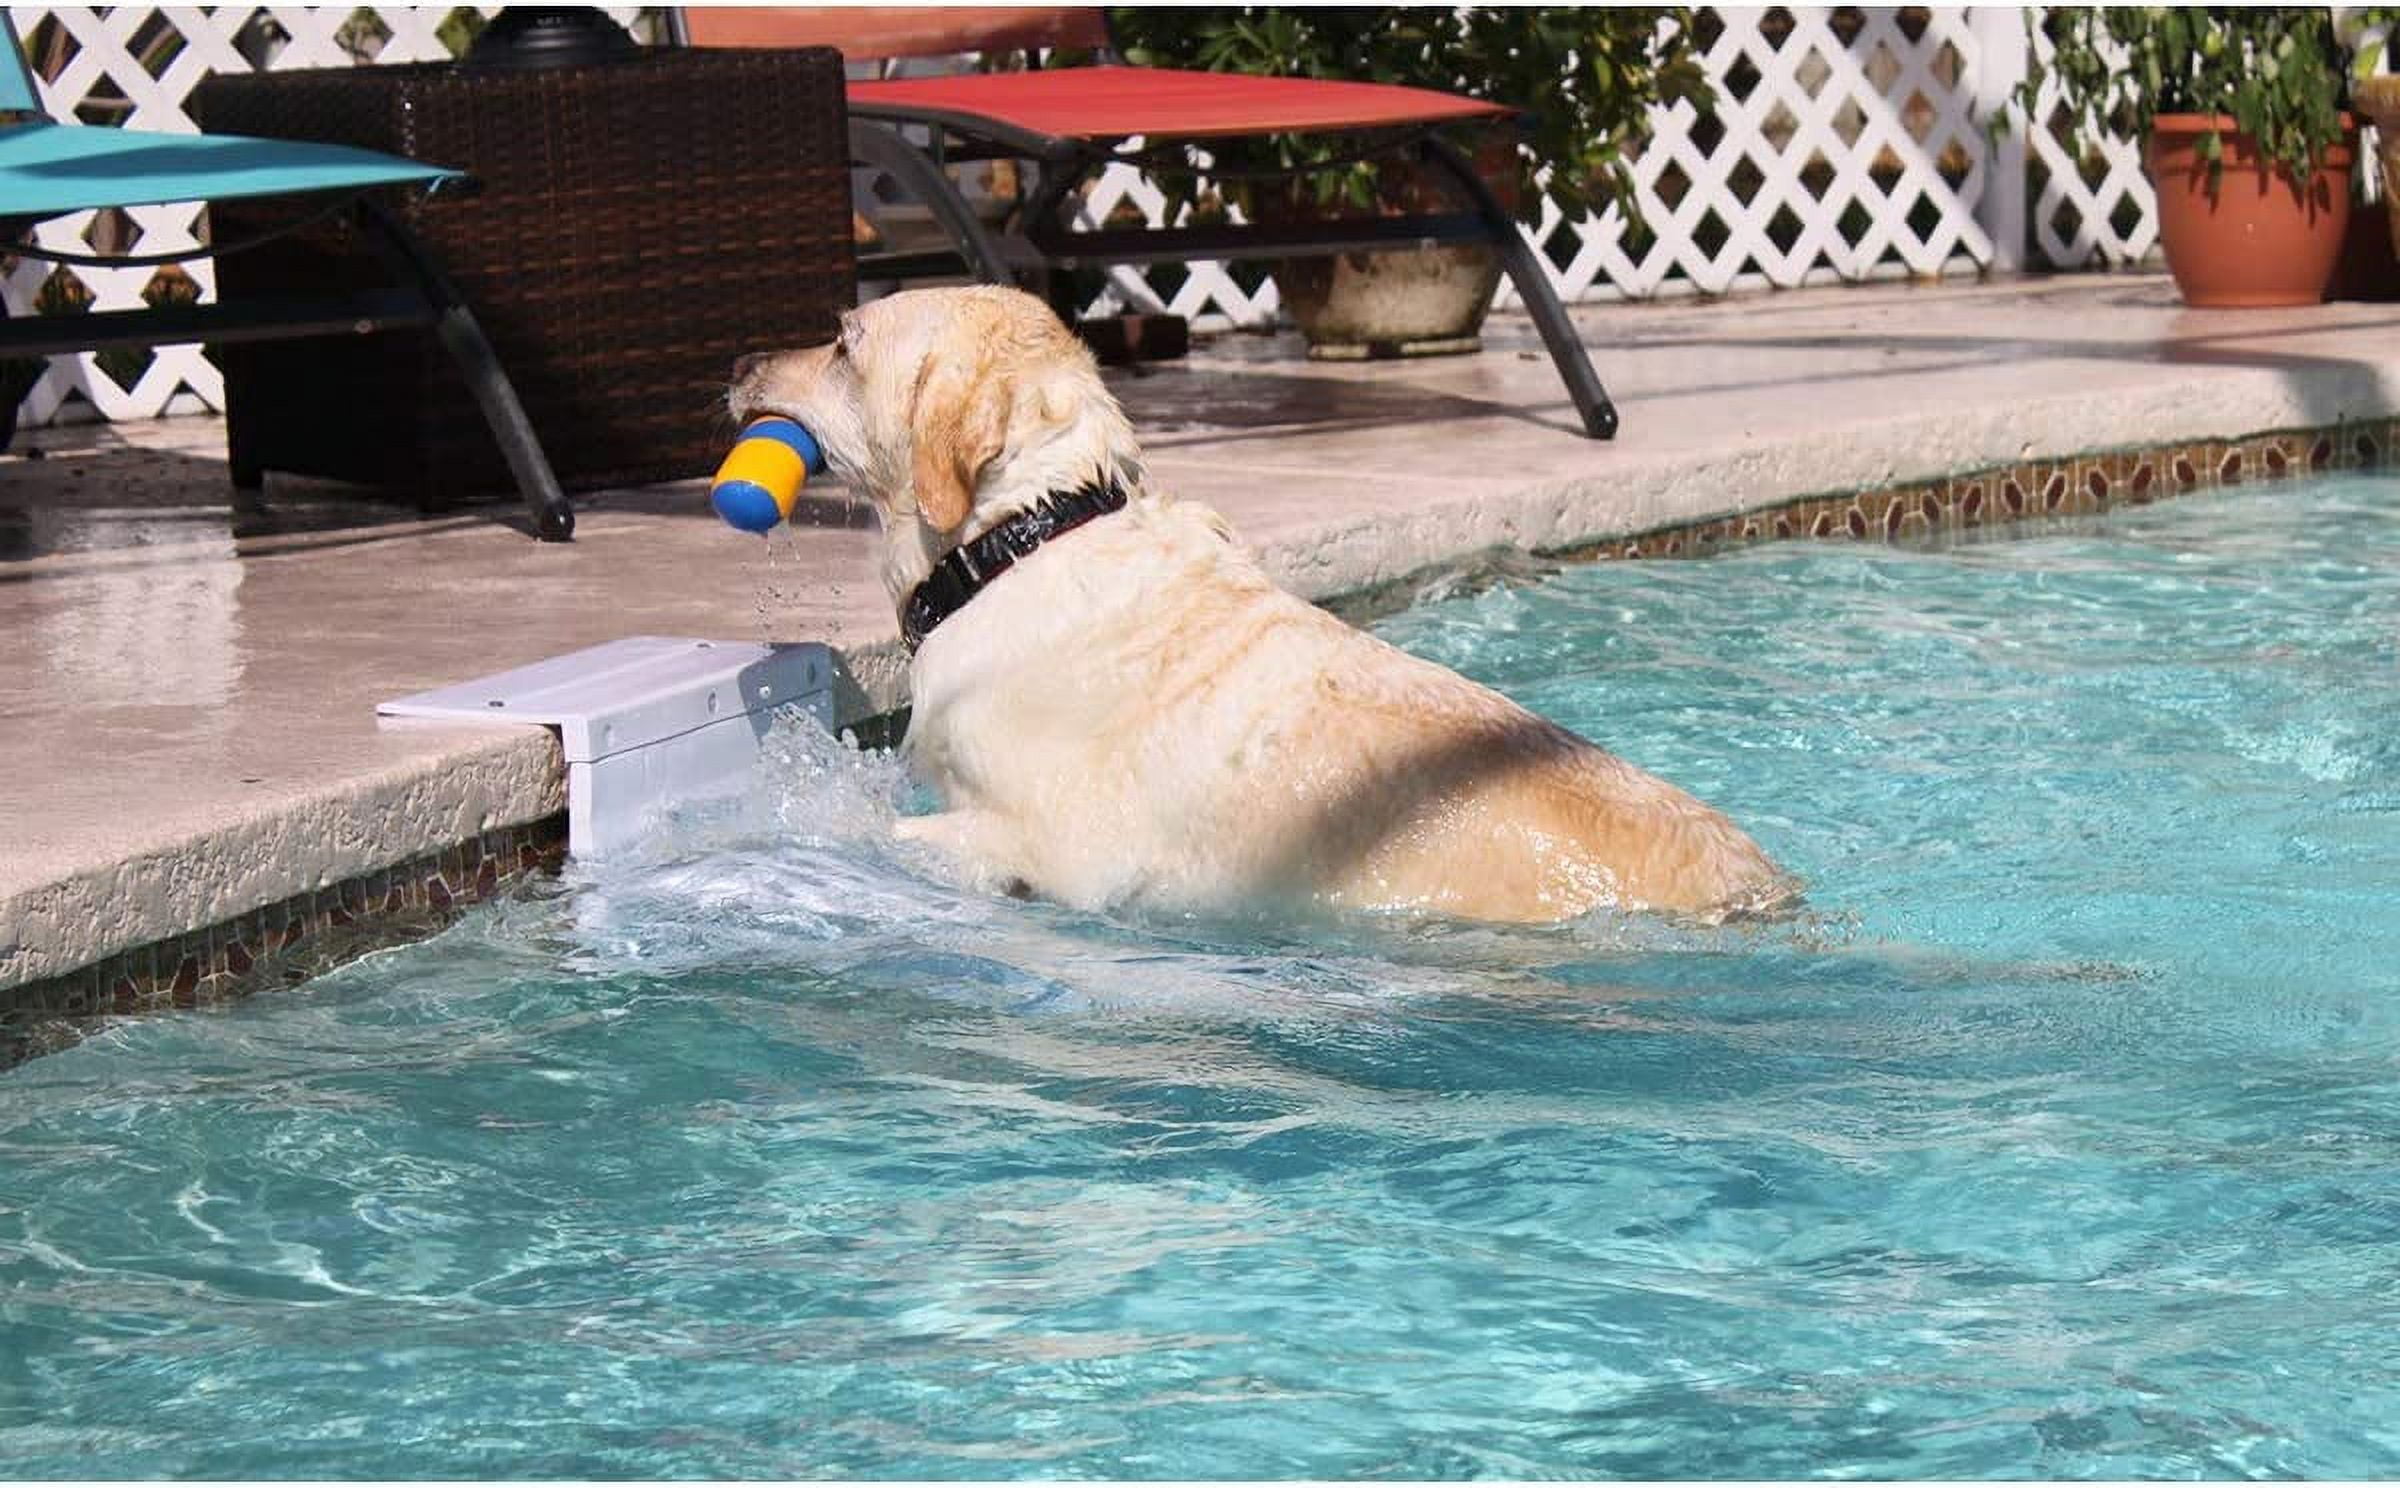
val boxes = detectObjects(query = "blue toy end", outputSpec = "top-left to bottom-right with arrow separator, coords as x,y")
746,417 -> 825,476
712,480 -> 785,534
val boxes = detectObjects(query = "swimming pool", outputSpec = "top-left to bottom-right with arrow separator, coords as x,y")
4,474 -> 2397,1476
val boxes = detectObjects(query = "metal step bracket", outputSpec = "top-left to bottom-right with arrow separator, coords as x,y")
379,636 -> 835,857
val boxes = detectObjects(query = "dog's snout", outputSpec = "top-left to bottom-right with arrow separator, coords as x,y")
731,351 -> 773,382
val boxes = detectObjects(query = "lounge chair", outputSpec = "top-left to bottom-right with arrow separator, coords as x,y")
0,14 -> 574,539
676,6 -> 1619,438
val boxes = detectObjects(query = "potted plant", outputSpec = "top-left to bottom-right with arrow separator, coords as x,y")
1110,7 -> 1710,358
2016,8 -> 2359,307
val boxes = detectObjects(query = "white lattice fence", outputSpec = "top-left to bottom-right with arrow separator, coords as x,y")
6,5 -> 2159,425
2019,18 -> 2160,268
1075,6 -> 2158,326
3,6 -> 650,427
1075,160 -> 1282,328
1535,6 -> 1994,303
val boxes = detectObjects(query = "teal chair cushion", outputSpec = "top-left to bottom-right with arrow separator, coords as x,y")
1,13 -> 37,114
0,119 -> 458,220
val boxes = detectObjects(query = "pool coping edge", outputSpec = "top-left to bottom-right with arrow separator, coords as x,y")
6,409 -> 2398,1041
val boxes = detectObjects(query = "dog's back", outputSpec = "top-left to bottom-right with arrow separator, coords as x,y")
907,498 -> 1792,923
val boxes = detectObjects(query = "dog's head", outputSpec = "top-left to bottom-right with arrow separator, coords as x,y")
730,285 -> 1141,605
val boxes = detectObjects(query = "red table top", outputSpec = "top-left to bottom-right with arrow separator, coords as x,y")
847,66 -> 1512,143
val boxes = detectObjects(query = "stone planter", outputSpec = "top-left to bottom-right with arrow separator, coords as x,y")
1261,130 -> 1515,360
2146,112 -> 2354,308
2358,77 -> 2400,259
1273,243 -> 1504,360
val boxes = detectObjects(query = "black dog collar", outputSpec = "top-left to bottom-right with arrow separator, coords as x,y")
901,479 -> 1129,652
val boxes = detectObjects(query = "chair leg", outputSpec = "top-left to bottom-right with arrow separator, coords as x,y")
0,292 -> 23,455
219,341 -> 262,492
849,119 -> 1018,285
1020,159 -> 1100,322
353,198 -> 575,541
1420,136 -> 1618,440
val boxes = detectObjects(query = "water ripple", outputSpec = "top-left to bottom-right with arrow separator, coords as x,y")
5,478 -> 2400,1475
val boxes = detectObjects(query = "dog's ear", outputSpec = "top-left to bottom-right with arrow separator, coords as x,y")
908,349 -> 1008,534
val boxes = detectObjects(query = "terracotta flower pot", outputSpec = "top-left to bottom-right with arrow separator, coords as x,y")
2145,113 -> 2354,308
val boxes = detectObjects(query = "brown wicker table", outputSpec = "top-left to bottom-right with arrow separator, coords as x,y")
194,44 -> 854,516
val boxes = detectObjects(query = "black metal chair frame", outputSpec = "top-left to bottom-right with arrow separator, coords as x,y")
1,190 -> 575,541
833,76 -> 1620,439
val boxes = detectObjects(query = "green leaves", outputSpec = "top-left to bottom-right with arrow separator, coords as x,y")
1107,6 -> 1713,228
2008,7 -> 2357,193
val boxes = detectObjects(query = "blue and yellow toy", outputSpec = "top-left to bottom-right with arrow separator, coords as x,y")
710,417 -> 825,533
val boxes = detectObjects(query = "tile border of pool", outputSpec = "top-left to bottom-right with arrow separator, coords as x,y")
2,815 -> 566,1066
1556,416 -> 2400,562
6,409 -> 2398,1056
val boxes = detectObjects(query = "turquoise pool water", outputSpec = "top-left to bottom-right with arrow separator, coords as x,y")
5,476 -> 2399,1477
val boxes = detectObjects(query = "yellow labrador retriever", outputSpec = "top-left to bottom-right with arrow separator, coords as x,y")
731,285 -> 1791,924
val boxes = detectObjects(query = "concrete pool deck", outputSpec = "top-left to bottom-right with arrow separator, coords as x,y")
5,271 -> 2400,999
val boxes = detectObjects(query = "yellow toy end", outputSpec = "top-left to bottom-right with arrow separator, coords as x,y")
710,417 -> 824,533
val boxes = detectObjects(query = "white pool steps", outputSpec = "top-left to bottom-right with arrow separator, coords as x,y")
378,636 -> 835,857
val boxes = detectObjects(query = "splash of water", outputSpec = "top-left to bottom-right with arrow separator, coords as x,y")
748,524 -> 852,650
551,703 -> 1818,1020
748,529 -> 782,646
